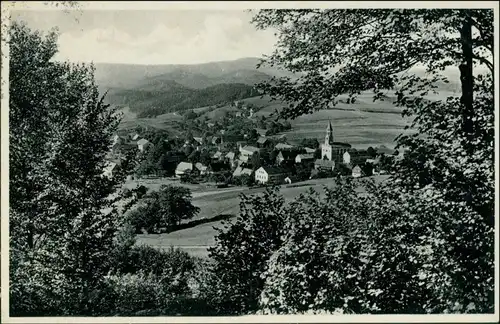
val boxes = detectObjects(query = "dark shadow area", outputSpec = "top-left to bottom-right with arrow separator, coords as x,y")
167,214 -> 235,233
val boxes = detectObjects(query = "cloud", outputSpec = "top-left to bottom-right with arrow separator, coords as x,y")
53,12 -> 277,64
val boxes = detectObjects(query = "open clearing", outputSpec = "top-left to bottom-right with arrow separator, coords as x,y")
136,175 -> 390,258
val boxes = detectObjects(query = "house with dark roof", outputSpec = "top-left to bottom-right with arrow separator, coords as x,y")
295,153 -> 315,164
255,128 -> 269,137
276,150 -> 297,165
212,136 -> 222,145
314,159 -> 336,171
212,151 -> 223,160
193,137 -> 204,145
175,162 -> 193,178
137,138 -> 153,152
304,147 -> 316,154
255,166 -> 291,184
232,166 -> 253,177
275,143 -> 294,151
195,162 -> 209,175
239,145 -> 260,157
256,137 -> 270,148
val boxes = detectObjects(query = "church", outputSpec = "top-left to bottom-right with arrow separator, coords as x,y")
321,121 -> 351,163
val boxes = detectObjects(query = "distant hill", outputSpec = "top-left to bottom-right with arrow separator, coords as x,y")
105,82 -> 259,118
96,57 -> 295,117
94,57 -> 297,90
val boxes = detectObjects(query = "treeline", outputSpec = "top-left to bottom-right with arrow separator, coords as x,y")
106,82 -> 260,118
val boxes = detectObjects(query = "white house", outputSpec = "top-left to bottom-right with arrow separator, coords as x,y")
352,165 -> 363,178
103,162 -> 118,178
225,151 -> 235,161
240,145 -> 259,157
175,162 -> 193,178
195,162 -> 209,175
343,151 -> 351,165
193,137 -> 204,145
212,151 -> 223,160
255,166 -> 289,184
295,153 -> 315,164
137,138 -> 152,152
232,166 -> 253,177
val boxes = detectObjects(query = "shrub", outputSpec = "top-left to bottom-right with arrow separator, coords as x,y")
258,178 -> 494,314
125,185 -> 200,233
207,187 -> 286,315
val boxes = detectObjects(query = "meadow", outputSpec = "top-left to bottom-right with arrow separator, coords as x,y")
135,175 -> 390,258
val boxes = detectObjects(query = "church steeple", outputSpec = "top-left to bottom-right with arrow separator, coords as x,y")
324,120 -> 334,145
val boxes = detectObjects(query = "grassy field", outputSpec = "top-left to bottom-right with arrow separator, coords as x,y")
136,175 -> 390,258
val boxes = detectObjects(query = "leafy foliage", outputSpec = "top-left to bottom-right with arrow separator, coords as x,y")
8,21 -> 136,315
258,180 -> 494,314
206,187 -> 286,314
126,185 -> 200,234
106,82 -> 260,118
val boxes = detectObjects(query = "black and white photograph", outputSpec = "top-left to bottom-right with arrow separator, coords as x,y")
0,1 -> 498,322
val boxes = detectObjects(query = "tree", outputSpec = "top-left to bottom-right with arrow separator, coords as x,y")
301,138 -> 320,149
251,9 -> 492,119
367,146 -> 377,158
207,188 -> 286,315
188,150 -> 201,164
250,8 -> 494,313
9,21 -> 136,315
200,150 -> 212,166
251,152 -> 262,170
183,145 -> 194,157
126,185 -> 200,233
260,148 -> 271,166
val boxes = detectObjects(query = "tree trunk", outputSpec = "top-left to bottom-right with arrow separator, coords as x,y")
459,11 -> 474,156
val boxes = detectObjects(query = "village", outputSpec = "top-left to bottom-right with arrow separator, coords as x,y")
105,100 -> 406,188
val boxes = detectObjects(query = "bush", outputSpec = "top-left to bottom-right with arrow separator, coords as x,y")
125,185 -> 200,233
206,187 -> 286,315
258,178 -> 494,314
100,270 -> 188,316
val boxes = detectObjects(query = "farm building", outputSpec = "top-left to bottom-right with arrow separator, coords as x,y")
129,133 -> 141,141
137,138 -> 153,152
239,145 -> 260,157
255,128 -> 269,137
103,161 -> 118,178
175,162 -> 193,178
276,151 -> 297,165
275,143 -> 294,151
295,153 -> 315,164
212,151 -> 223,160
195,162 -> 209,175
225,151 -> 235,161
304,147 -> 316,154
255,166 -> 290,184
193,137 -> 203,145
352,165 -> 363,178
232,166 -> 253,178
212,136 -> 222,145
284,176 -> 299,184
256,137 -> 270,148
314,159 -> 336,171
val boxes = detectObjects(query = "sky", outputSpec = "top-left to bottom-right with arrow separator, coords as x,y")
11,9 -> 278,65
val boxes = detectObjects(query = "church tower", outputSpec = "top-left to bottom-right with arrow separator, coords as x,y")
321,120 -> 334,161
324,120 -> 334,145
